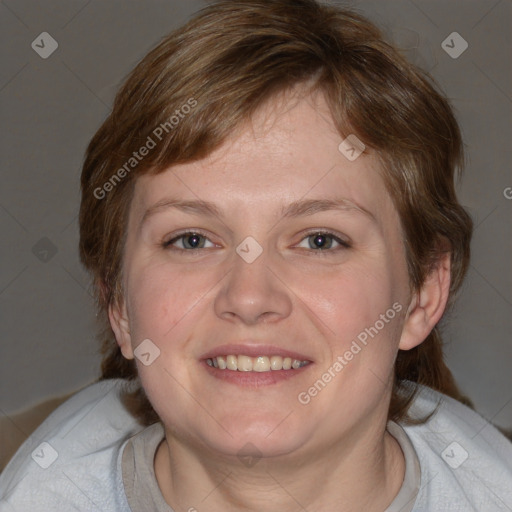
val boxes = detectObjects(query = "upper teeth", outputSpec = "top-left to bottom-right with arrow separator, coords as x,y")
206,355 -> 310,372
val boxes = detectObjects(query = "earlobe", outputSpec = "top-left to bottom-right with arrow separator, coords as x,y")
399,252 -> 451,351
108,299 -> 134,360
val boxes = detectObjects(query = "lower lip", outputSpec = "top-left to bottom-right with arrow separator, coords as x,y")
201,361 -> 312,387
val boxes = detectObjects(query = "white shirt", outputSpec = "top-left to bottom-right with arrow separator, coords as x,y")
1,378 -> 511,511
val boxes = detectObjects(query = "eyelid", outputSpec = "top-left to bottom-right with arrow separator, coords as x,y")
162,228 -> 351,251
295,229 -> 351,249
163,229 -> 217,249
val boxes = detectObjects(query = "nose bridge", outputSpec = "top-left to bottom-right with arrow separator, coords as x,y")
214,240 -> 292,324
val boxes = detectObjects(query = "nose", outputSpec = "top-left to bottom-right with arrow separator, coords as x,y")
213,246 -> 293,325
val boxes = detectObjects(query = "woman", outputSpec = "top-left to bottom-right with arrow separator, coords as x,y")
1,1 -> 510,510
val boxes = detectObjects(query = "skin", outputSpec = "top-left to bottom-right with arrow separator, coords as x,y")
110,88 -> 451,511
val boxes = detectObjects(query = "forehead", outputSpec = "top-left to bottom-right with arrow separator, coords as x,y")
130,90 -> 398,230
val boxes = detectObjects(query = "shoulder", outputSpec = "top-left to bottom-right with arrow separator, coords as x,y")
402,383 -> 512,511
0,379 -> 144,512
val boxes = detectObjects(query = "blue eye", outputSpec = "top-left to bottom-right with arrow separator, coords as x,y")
162,230 -> 350,253
164,232 -> 215,250
297,232 -> 350,251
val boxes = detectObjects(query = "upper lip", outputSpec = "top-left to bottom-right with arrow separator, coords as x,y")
200,343 -> 313,362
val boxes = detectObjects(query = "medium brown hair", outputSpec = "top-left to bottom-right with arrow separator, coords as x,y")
79,0 -> 473,426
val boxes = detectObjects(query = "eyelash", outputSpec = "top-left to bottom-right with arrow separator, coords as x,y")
296,230 -> 351,252
162,229 -> 216,252
162,229 -> 351,254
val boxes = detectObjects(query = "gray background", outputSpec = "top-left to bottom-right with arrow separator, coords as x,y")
1,0 -> 511,429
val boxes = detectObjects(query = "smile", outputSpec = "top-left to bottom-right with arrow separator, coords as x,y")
206,355 -> 311,372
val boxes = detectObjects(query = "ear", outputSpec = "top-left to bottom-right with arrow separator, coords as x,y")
399,251 -> 451,351
108,298 -> 134,360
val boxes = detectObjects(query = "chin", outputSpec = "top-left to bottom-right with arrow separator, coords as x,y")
199,415 -> 307,460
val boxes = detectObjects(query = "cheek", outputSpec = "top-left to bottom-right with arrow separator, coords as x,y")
125,260 -> 211,342
123,262 -> 208,416
297,263 -> 398,341
295,260 -> 406,402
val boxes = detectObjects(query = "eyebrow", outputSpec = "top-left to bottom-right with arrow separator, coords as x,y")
141,199 -> 222,226
141,197 -> 375,226
280,198 -> 375,221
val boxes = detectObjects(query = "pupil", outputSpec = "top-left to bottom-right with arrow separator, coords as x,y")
187,234 -> 201,248
315,235 -> 324,247
312,234 -> 329,248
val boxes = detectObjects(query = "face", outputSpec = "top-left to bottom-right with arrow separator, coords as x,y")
112,90 -> 416,461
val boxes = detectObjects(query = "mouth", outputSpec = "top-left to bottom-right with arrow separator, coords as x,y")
200,344 -> 313,386
206,355 -> 310,372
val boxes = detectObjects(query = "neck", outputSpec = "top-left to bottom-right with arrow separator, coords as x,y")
154,419 -> 405,512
